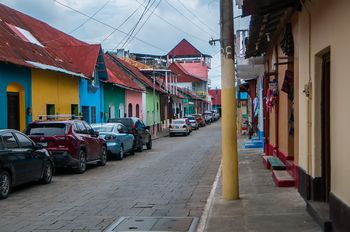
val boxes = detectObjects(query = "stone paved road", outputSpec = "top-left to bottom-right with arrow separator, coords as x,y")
0,122 -> 222,232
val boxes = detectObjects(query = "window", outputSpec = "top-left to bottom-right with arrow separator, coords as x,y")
73,121 -> 86,134
14,133 -> 33,149
136,104 -> 140,118
128,103 -> 133,117
82,106 -> 90,123
27,123 -> 66,136
2,133 -> 19,149
82,121 -> 92,132
71,104 -> 78,116
91,106 -> 96,123
46,104 -> 55,119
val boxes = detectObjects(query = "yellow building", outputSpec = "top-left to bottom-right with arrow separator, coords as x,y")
31,69 -> 80,121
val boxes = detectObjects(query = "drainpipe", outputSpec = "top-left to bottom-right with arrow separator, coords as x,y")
275,45 -> 279,157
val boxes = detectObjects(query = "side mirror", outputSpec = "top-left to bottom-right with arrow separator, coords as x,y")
145,126 -> 150,130
94,131 -> 99,137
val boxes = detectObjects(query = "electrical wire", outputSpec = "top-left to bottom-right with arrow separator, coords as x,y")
53,0 -> 168,52
176,0 -> 218,35
163,0 -> 214,36
119,0 -> 154,49
122,0 -> 162,49
100,0 -> 147,44
135,0 -> 207,43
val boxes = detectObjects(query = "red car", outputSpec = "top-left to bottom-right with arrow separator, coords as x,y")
26,119 -> 107,173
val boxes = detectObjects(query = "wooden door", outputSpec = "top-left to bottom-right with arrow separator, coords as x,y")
7,92 -> 20,130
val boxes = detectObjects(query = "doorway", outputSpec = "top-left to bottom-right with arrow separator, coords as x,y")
7,92 -> 20,130
321,52 -> 331,202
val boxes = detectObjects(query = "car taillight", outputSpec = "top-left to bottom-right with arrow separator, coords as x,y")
169,125 -> 172,128
183,125 -> 187,128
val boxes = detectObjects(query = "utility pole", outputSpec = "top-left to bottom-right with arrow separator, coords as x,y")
153,67 -> 157,137
220,0 -> 239,200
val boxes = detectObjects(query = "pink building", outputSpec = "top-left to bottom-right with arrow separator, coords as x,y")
125,90 -> 143,119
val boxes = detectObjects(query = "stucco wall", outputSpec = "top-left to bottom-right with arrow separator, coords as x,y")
145,88 -> 160,126
79,78 -> 104,123
125,90 -> 143,119
103,84 -> 125,121
0,63 -> 32,131
298,0 -> 350,205
32,69 -> 79,122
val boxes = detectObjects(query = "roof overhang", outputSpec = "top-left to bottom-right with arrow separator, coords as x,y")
26,61 -> 87,79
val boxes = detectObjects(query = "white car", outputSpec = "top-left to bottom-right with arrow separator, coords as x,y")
169,118 -> 191,136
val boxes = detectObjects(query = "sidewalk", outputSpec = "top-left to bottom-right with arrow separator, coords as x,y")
199,139 -> 322,232
151,128 -> 169,140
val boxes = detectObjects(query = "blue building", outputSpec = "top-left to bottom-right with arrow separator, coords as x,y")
0,63 -> 32,131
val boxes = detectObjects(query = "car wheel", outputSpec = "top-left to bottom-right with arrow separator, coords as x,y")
75,150 -> 87,174
129,145 -> 135,156
116,145 -> 124,160
98,146 -> 107,166
0,171 -> 11,200
137,145 -> 143,152
146,137 -> 152,150
169,133 -> 173,137
41,162 -> 53,184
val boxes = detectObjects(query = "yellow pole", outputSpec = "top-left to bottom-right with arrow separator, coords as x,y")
220,0 -> 239,200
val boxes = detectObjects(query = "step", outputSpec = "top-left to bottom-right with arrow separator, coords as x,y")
243,142 -> 264,149
272,170 -> 295,187
267,157 -> 286,170
306,201 -> 332,232
262,155 -> 271,169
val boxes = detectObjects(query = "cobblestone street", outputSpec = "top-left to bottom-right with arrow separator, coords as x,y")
0,123 -> 221,232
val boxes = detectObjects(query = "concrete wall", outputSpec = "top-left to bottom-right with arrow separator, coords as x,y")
145,88 -> 160,126
32,69 -> 79,122
298,0 -> 350,205
0,63 -> 32,131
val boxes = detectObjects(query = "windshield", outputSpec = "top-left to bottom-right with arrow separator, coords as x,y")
186,117 -> 195,120
92,125 -> 114,132
27,123 -> 66,136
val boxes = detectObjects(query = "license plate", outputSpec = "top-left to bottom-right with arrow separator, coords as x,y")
38,142 -> 48,147
175,126 -> 179,129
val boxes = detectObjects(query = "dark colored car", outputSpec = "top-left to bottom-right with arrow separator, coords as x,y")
0,129 -> 53,199
26,119 -> 107,173
109,117 -> 152,152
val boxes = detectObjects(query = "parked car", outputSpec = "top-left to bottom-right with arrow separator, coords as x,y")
91,123 -> 134,160
192,114 -> 206,127
109,117 -> 152,152
203,111 -> 213,124
0,129 -> 54,199
26,118 -> 107,174
211,110 -> 220,121
169,118 -> 191,136
185,116 -> 199,130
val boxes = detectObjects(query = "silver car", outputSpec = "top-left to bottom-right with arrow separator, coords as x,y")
169,119 -> 191,137
185,116 -> 199,130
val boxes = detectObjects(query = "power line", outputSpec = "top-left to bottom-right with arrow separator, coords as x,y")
123,0 -> 162,49
176,0 -> 218,35
100,0 -> 147,44
163,0 -> 214,36
119,0 -> 155,49
53,0 -> 168,52
135,0 -> 207,43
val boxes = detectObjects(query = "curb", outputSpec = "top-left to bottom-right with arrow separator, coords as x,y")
196,161 -> 222,232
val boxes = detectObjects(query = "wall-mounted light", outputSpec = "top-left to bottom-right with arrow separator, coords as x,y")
26,107 -> 32,116
255,43 -> 259,51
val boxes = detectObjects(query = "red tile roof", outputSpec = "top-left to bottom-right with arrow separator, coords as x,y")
0,3 -> 102,78
209,89 -> 221,105
108,54 -> 165,93
167,39 -> 202,57
104,54 -> 144,91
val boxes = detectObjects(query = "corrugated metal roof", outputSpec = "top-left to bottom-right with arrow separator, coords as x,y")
169,62 -> 207,82
108,54 -> 165,93
104,54 -> 145,92
167,39 -> 211,58
0,3 -> 103,78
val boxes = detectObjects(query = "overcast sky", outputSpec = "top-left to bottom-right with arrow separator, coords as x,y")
0,0 -> 246,89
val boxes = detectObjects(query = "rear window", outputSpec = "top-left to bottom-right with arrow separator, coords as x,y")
109,118 -> 133,128
186,117 -> 195,120
92,125 -> 114,132
172,120 -> 185,124
26,123 -> 67,136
